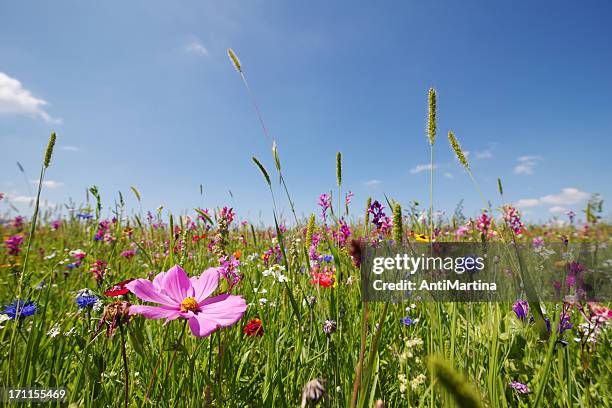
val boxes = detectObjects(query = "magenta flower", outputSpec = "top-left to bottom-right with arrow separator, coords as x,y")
126,265 -> 247,337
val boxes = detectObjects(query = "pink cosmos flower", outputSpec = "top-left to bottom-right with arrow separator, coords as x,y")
126,265 -> 247,337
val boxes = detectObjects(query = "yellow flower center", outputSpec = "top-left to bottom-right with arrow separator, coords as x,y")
180,297 -> 199,313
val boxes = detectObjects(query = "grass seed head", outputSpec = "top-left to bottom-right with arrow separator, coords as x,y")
227,48 -> 242,73
448,131 -> 469,170
44,132 -> 57,168
427,88 -> 437,146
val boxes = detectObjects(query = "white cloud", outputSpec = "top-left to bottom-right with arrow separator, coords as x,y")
183,41 -> 208,56
4,193 -> 55,207
513,155 -> 542,175
0,72 -> 61,123
540,188 -> 589,205
30,180 -> 64,189
61,145 -> 79,152
514,187 -> 589,210
549,206 -> 567,213
410,164 -> 436,174
514,198 -> 540,208
443,172 -> 454,179
363,179 -> 381,187
475,150 -> 492,159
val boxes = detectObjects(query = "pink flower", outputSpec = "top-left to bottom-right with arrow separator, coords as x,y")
126,265 -> 247,337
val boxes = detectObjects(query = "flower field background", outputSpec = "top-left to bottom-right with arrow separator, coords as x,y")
1,51 -> 611,408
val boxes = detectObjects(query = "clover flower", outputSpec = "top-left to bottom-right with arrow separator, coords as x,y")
508,381 -> 529,394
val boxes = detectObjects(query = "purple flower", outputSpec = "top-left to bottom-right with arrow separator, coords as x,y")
544,316 -> 573,334
318,194 -> 332,222
2,300 -> 38,320
503,205 -> 524,235
76,295 -> 99,309
4,234 -> 24,256
219,255 -> 242,290
512,300 -> 529,320
121,249 -> 137,259
531,236 -> 544,249
345,191 -> 354,207
509,381 -> 529,394
400,316 -> 417,327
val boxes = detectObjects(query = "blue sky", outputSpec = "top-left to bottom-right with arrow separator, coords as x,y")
1,1 -> 611,224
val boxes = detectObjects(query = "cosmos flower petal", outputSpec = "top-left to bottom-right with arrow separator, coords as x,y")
126,279 -> 176,305
198,294 -> 247,327
152,271 -> 167,290
129,305 -> 180,320
187,314 -> 219,337
191,267 -> 221,302
162,265 -> 192,302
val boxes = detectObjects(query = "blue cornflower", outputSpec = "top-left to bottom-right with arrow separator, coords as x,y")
323,255 -> 333,263
2,300 -> 38,320
400,316 -> 417,327
76,295 -> 98,309
77,213 -> 93,219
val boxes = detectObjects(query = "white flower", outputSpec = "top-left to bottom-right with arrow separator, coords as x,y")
259,298 -> 268,306
47,324 -> 61,337
76,288 -> 94,297
0,314 -> 10,329
44,251 -> 57,260
93,301 -> 104,312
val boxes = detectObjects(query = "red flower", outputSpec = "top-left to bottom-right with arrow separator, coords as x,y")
104,279 -> 134,297
310,271 -> 335,288
243,318 -> 264,337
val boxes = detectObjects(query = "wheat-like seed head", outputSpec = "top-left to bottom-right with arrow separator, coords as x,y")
448,131 -> 469,170
336,152 -> 342,187
393,203 -> 403,244
427,88 -> 437,146
44,132 -> 57,168
227,48 -> 242,73
272,140 -> 281,172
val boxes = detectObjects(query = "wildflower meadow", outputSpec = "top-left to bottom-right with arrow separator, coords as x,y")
1,49 -> 611,408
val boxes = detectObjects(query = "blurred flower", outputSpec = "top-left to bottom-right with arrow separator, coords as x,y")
120,249 -> 136,259
414,233 -> 430,243
503,205 -> 524,235
76,294 -> 99,309
90,260 -> 108,283
508,381 -> 529,394
2,300 -> 38,320
98,300 -> 131,337
301,379 -> 327,408
532,236 -> 544,249
400,316 -> 417,327
512,300 -> 529,320
318,193 -> 332,222
104,279 -> 134,297
4,235 -> 24,256
77,213 -> 93,219
323,319 -> 337,335
126,265 -> 247,337
243,318 -> 264,337
310,265 -> 335,288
